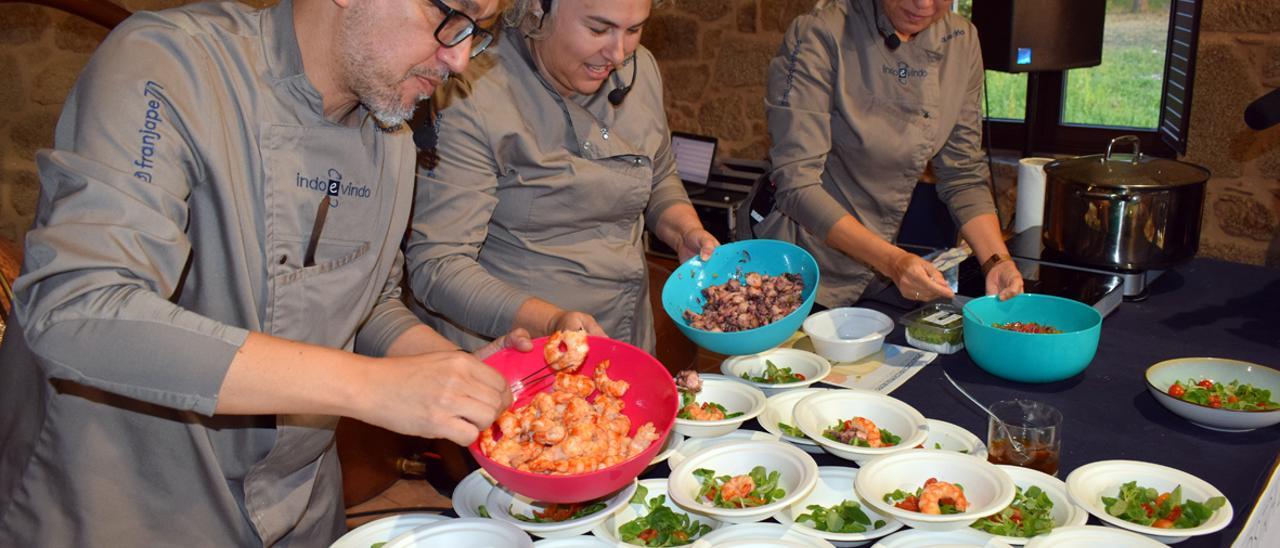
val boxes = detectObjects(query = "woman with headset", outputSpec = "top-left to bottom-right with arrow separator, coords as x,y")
756,0 -> 1023,308
403,0 -> 718,353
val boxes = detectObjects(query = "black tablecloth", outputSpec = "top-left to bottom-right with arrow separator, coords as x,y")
644,257 -> 1279,547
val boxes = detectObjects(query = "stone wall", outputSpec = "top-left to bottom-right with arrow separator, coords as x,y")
2,0 -> 1277,266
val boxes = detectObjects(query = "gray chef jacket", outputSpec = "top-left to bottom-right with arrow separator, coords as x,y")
756,0 -> 996,307
0,1 -> 420,545
405,29 -> 691,352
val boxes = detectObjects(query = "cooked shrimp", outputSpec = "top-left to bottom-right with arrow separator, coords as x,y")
601,413 -> 631,436
563,397 -> 594,426
594,359 -> 629,398
530,419 -> 566,445
848,417 -> 884,448
496,410 -> 522,439
917,478 -> 968,515
680,402 -> 726,421
627,422 -> 658,458
719,474 -> 756,503
554,372 -> 596,398
544,330 -> 589,371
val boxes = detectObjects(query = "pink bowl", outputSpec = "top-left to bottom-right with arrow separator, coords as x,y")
468,335 -> 679,503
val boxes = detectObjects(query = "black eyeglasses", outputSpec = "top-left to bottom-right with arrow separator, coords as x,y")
427,0 -> 494,58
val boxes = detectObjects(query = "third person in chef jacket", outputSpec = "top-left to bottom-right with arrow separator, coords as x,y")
404,0 -> 718,353
756,0 -> 1023,307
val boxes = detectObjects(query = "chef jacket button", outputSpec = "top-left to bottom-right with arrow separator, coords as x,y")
583,141 -> 591,149
601,128 -> 610,140
923,111 -> 931,118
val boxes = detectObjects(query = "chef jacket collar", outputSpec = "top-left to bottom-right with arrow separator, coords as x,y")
856,0 -> 948,59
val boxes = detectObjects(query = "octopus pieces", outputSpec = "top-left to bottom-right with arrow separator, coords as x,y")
683,272 -> 804,332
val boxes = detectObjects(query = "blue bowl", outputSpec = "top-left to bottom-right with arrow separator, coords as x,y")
962,294 -> 1102,383
661,239 -> 819,356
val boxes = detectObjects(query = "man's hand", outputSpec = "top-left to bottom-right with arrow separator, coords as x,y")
357,351 -> 513,446
985,259 -> 1024,300
889,252 -> 955,302
676,227 -> 720,263
547,310 -> 606,338
474,328 -> 534,361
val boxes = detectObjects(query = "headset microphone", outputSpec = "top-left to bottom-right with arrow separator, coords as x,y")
871,0 -> 901,50
883,33 -> 901,50
608,55 -> 639,106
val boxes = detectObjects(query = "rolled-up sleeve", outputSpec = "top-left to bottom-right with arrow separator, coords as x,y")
931,33 -> 996,227
14,21 -> 247,416
404,91 -> 529,339
765,15 -> 851,241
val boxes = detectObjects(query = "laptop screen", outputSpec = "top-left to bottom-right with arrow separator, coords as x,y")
671,131 -> 717,185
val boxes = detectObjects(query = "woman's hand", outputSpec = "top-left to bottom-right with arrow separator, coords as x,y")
889,252 -> 955,302
676,227 -> 719,263
473,327 -> 534,361
547,310 -> 607,338
985,259 -> 1024,300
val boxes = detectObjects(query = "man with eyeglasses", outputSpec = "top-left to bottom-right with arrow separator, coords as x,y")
0,0 -> 509,545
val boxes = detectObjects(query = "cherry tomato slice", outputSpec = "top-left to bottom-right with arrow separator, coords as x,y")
1168,383 -> 1186,397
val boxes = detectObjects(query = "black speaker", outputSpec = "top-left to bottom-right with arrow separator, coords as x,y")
972,0 -> 1106,73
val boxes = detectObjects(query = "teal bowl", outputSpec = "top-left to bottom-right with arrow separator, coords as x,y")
962,294 -> 1102,383
662,239 -> 819,356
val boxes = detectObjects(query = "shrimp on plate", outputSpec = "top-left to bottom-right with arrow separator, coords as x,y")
917,477 -> 969,515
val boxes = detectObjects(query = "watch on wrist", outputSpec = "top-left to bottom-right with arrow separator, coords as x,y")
981,253 -> 1012,276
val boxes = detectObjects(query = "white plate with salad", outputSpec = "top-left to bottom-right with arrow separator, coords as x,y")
667,439 -> 819,524
452,469 -> 497,519
759,388 -> 830,454
485,480 -> 637,539
591,478 -> 722,546
1022,525 -> 1165,547
666,429 -> 779,469
773,466 -> 903,547
721,348 -> 831,396
1064,460 -> 1232,544
967,465 -> 1087,545
331,513 -> 450,548
920,419 -> 988,460
871,527 -> 1012,547
699,522 -> 837,547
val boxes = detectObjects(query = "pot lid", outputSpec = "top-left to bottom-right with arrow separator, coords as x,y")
1044,135 -> 1210,189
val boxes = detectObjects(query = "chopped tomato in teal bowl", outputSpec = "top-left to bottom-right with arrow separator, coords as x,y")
962,294 -> 1102,383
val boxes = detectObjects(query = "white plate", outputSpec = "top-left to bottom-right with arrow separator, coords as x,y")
591,477 -> 723,545
651,430 -> 686,466
967,466 -> 1088,545
855,450 -> 1016,532
773,466 -> 903,547
1023,525 -> 1165,547
486,480 -> 637,539
699,522 -> 836,547
674,375 -> 768,438
921,419 -> 988,460
666,428 -> 780,469
872,528 -> 1012,547
722,348 -> 832,396
533,536 -> 619,547
1064,460 -> 1232,544
453,469 -> 497,519
759,388 -> 830,453
383,517 -> 531,548
792,390 -> 928,465
330,513 -> 449,548
668,439 -> 819,524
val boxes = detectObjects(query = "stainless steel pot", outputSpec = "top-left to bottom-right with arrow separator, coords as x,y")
1042,136 -> 1210,272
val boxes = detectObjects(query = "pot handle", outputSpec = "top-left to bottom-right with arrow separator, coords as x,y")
1078,187 -> 1142,202
1105,135 -> 1141,164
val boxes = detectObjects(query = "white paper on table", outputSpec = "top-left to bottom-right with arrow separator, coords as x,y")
1233,458 -> 1280,547
776,331 -> 936,395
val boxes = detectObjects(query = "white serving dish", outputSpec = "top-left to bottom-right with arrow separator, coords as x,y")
331,513 -> 450,548
967,465 -> 1088,545
675,374 -> 767,438
383,517 -> 531,548
921,419 -> 988,460
668,439 -> 819,524
1064,460 -> 1232,544
533,536 -> 618,548
700,522 -> 836,547
1145,357 -> 1280,432
872,528 -> 1013,547
590,477 -> 722,545
486,480 -> 636,539
651,430 -> 685,466
452,469 -> 497,519
792,390 -> 928,465
759,388 -> 830,454
773,466 -> 903,547
722,348 -> 832,395
802,308 -> 894,363
1022,525 -> 1165,547
855,450 -> 1016,532
666,428 -> 780,469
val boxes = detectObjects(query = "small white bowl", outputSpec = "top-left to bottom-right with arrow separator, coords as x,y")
331,513 -> 450,548
701,522 -> 837,547
452,469 -> 497,519
666,429 -> 780,469
383,517 -> 531,548
651,430 -> 686,466
1023,525 -> 1165,547
486,480 -> 637,539
590,477 -> 723,544
802,308 -> 894,363
1145,357 -> 1280,432
920,419 -> 989,460
855,450 -> 1016,532
873,528 -> 1013,547
760,388 -> 831,454
722,348 -> 832,395
792,390 -> 928,465
675,374 -> 768,438
968,465 -> 1088,545
532,536 -> 618,548
774,466 -> 903,547
1064,460 -> 1232,544
668,439 -> 819,524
